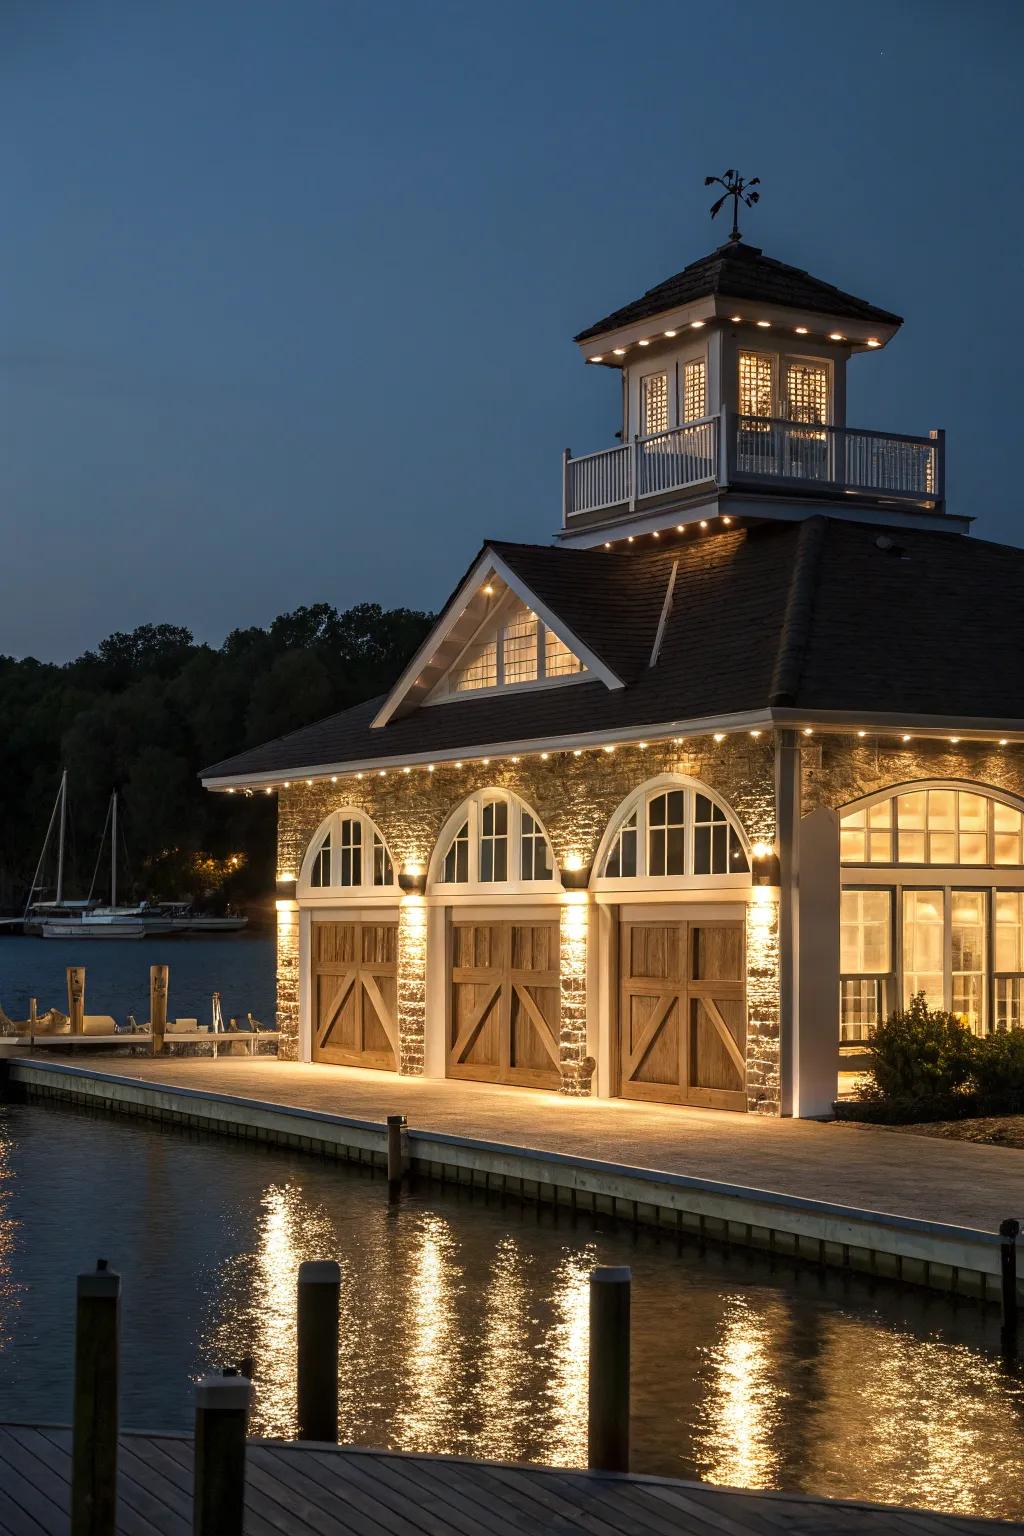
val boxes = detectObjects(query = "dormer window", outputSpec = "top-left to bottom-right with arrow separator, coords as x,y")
442,597 -> 585,699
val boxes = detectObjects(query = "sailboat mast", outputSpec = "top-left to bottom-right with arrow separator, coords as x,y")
111,792 -> 117,908
23,771 -> 66,919
55,769 -> 68,906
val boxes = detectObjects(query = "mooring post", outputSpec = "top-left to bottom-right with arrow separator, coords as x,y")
150,964 -> 168,1055
67,967 -> 85,1036
71,1258 -> 120,1536
387,1114 -> 407,1203
296,1259 -> 341,1442
588,1265 -> 631,1473
193,1370 -> 252,1536
999,1218 -> 1020,1348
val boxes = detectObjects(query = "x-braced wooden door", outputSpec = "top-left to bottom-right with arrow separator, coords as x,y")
618,918 -> 746,1110
312,919 -> 399,1070
448,920 -> 561,1089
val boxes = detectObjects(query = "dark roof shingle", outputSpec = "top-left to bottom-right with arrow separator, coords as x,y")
574,241 -> 902,343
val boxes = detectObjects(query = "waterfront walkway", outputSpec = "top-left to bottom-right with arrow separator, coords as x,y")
0,1426 -> 1016,1535
29,1053 -> 1021,1231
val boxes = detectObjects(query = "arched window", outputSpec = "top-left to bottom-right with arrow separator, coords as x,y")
595,777 -> 750,885
299,810 -> 397,895
840,784 -> 1024,866
430,790 -> 558,891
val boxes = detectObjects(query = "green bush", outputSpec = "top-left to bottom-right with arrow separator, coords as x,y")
853,993 -> 978,1121
971,1026 -> 1024,1115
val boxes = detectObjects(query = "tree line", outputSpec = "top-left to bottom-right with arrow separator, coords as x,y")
0,603 -> 434,914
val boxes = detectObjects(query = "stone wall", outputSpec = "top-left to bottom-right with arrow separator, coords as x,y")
274,735 -> 780,1106
801,735 -> 1024,814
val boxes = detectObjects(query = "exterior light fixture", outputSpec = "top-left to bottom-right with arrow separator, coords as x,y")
676,524 -> 685,532
638,338 -> 650,347
613,347 -> 626,356
589,355 -> 603,362
275,873 -> 298,900
756,320 -> 771,329
663,329 -> 677,338
560,854 -> 590,890
1000,739 -> 1009,747
306,778 -> 313,785
399,862 -> 427,895
721,516 -> 732,525
750,729 -> 762,738
427,763 -> 436,772
690,320 -> 705,329
802,727 -> 813,736
730,315 -> 742,323
857,731 -> 867,738
866,338 -> 881,348
829,332 -> 845,342
901,734 -> 912,743
794,326 -> 809,335
627,535 -> 634,543
264,787 -> 273,795
603,744 -> 615,754
713,732 -> 726,742
564,852 -> 584,872
402,766 -> 411,775
699,520 -> 708,529
949,737 -> 960,744
540,752 -> 550,761
751,842 -> 780,886
331,775 -> 338,783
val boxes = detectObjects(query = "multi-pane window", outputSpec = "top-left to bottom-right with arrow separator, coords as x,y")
902,890 -> 945,1013
600,787 -> 749,880
641,372 -> 669,436
545,628 -> 584,678
841,789 -> 1024,867
443,820 -> 470,883
951,891 -> 987,1033
311,833 -> 331,888
451,639 -> 497,693
995,892 -> 1024,1030
738,351 -> 774,419
682,360 -> 706,423
480,800 -> 509,883
784,361 -> 829,425
839,889 -> 891,1042
521,812 -> 552,881
648,790 -> 685,876
693,794 -> 747,875
447,600 -> 584,696
338,818 -> 363,887
436,793 -> 555,887
372,832 -> 393,887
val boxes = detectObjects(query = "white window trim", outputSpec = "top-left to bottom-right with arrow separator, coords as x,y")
592,774 -> 752,892
429,788 -> 560,895
839,780 -> 1024,872
737,348 -> 833,423
297,809 -> 399,898
430,591 -> 588,703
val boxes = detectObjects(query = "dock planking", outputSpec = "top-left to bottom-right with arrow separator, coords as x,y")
0,1427 -> 1017,1536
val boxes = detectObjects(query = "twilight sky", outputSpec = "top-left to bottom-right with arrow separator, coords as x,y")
1,0 -> 1021,662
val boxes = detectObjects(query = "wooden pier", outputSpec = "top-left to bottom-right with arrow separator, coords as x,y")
0,1426 -> 1016,1536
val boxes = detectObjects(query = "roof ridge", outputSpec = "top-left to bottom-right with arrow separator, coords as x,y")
769,516 -> 828,707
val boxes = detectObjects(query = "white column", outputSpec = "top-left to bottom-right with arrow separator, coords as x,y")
775,730 -> 801,1116
795,807 -> 841,1117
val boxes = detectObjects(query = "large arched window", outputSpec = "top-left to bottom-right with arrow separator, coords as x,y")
594,777 -> 750,886
838,782 -> 1024,1045
430,789 -> 558,892
299,810 -> 398,895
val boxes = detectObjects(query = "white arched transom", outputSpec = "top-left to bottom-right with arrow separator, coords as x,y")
840,781 -> 1024,868
593,775 -> 751,889
298,809 -> 399,896
429,789 -> 559,893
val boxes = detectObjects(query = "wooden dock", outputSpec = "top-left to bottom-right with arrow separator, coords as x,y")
0,1426 -> 1017,1536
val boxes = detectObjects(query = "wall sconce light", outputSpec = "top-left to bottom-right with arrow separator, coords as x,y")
750,843 -> 780,887
399,862 -> 427,895
275,874 -> 297,901
560,854 -> 591,891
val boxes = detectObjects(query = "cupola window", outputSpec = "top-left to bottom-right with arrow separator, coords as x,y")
641,372 -> 669,436
683,359 -> 707,423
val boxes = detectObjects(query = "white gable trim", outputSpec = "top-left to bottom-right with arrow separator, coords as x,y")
370,548 -> 624,729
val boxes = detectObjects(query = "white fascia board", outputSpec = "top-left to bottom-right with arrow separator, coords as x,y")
370,547 -> 624,730
200,707 -> 775,791
771,708 -> 1024,740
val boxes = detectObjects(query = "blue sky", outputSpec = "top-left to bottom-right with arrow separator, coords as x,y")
1,0 -> 1020,660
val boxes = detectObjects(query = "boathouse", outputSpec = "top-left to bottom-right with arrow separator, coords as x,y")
201,224 -> 1024,1117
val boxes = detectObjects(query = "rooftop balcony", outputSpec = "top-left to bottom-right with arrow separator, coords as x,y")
562,410 -> 945,528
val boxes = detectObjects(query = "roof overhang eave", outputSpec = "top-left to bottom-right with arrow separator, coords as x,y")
576,299 -> 901,363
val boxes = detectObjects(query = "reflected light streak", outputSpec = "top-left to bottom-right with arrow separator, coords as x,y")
395,1213 -> 465,1453
542,1248 -> 594,1467
474,1236 -> 533,1460
698,1296 -> 786,1489
0,1125 -> 16,1355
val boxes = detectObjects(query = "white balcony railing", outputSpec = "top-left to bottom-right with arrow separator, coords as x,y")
562,410 -> 944,522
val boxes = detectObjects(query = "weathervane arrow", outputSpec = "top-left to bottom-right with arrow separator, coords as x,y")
705,170 -> 761,242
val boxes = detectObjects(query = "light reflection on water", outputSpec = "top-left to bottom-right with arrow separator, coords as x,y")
1,1101 -> 1023,1521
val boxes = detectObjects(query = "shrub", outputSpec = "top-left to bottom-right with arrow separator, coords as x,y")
971,1027 -> 1024,1115
853,993 -> 978,1121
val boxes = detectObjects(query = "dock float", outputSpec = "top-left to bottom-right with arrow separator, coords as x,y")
4,1055 -> 1019,1304
0,1425 -> 1015,1536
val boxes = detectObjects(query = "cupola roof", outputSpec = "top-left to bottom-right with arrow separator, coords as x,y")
574,240 -> 902,344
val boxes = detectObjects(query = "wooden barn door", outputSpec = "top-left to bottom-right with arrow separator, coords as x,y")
312,919 -> 399,1070
449,920 -> 561,1089
618,918 -> 746,1110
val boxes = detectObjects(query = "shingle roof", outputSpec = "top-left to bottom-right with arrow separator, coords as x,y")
201,518 -> 1024,783
574,241 -> 902,343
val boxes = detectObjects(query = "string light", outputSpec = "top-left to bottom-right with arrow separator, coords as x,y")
283,781 -> 290,789
540,752 -> 550,761
378,770 -> 386,777
604,541 -> 612,549
652,530 -> 660,538
455,760 -> 463,768
306,778 -> 313,785
357,771 -> 364,779
730,314 -> 742,322
756,320 -> 771,329
481,758 -> 490,766
331,775 -> 338,783
1000,739 -> 1009,748
901,735 -> 912,743
663,329 -> 677,338
676,524 -> 685,532
427,763 -> 436,772
699,520 -> 708,529
638,741 -> 648,750
603,744 -> 615,754
227,787 -> 235,794
829,332 -> 845,342
690,320 -> 705,329
857,731 -> 867,739
795,326 -> 809,335
949,737 -> 960,744
627,535 -> 634,543
588,355 -> 603,362
264,787 -> 272,795
613,347 -> 626,356
573,749 -> 582,757
721,515 -> 732,525
713,732 -> 726,742
802,727 -> 813,736
867,338 -> 881,348
638,338 -> 650,347
403,766 -> 411,775
750,729 -> 762,738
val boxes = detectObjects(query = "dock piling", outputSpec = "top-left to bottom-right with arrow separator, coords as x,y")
999,1218 -> 1020,1350
296,1260 -> 341,1443
71,1258 -> 120,1536
150,965 -> 168,1055
588,1265 -> 631,1474
67,967 -> 85,1036
193,1369 -> 252,1536
387,1114 -> 408,1203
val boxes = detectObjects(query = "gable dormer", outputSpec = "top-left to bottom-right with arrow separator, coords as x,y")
561,238 -> 956,546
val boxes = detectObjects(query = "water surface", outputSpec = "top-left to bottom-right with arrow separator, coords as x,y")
0,1101 -> 1021,1520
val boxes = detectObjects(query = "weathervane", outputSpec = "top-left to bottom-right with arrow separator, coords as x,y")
705,169 -> 760,243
